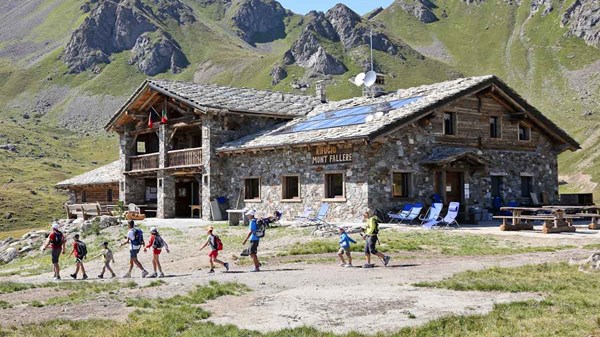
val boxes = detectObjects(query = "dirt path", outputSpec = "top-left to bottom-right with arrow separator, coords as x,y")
0,223 -> 596,334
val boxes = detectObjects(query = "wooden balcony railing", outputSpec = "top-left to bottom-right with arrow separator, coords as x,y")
127,148 -> 202,172
129,153 -> 159,171
168,147 -> 202,168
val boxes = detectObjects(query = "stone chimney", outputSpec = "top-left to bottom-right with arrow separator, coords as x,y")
315,81 -> 327,103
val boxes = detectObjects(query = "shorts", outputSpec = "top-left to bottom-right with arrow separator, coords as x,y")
338,247 -> 351,256
130,248 -> 140,259
364,235 -> 378,255
249,240 -> 259,255
208,250 -> 218,258
103,261 -> 111,268
51,249 -> 61,264
75,257 -> 84,264
153,248 -> 162,255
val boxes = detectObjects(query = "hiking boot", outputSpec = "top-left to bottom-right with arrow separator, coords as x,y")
383,256 -> 391,267
148,273 -> 157,278
82,274 -> 88,280
158,273 -> 164,278
97,274 -> 104,279
141,270 -> 149,278
110,273 -> 117,279
224,262 -> 230,271
207,269 -> 215,274
53,276 -> 61,281
70,273 -> 77,279
250,268 -> 260,272
362,263 -> 374,269
339,262 -> 346,267
344,264 -> 353,268
123,273 -> 131,279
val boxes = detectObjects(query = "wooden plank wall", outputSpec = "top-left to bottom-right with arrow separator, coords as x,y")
71,184 -> 119,204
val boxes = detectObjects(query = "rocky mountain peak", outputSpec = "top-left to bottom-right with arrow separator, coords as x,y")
63,0 -> 194,75
394,0 -> 438,23
325,3 -> 363,39
304,11 -> 339,42
561,0 -> 600,49
231,0 -> 288,44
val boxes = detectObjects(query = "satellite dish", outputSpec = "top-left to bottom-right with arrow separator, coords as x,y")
354,73 -> 366,86
364,71 -> 377,87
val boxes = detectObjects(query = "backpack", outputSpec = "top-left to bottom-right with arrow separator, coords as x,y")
51,231 -> 63,247
131,228 -> 143,246
152,235 -> 164,249
214,235 -> 223,251
76,241 -> 87,259
255,220 -> 267,238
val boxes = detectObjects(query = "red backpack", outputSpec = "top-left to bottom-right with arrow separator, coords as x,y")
214,235 -> 223,251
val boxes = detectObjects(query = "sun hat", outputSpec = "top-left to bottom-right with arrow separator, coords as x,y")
206,226 -> 214,231
51,223 -> 59,230
245,210 -> 255,216
150,227 -> 158,233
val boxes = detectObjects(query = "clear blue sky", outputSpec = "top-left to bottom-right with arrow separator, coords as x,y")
278,0 -> 395,15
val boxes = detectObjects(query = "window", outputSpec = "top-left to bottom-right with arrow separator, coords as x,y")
491,176 -> 503,198
282,175 -> 300,200
392,172 -> 411,198
137,141 -> 146,154
521,176 -> 533,198
443,112 -> 456,135
244,178 -> 260,200
324,173 -> 344,199
107,189 -> 113,202
490,116 -> 501,138
81,190 -> 87,203
518,124 -> 531,141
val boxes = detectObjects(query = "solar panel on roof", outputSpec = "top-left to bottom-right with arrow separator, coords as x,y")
281,96 -> 422,133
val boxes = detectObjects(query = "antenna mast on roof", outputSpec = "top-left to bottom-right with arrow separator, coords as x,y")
370,30 -> 374,72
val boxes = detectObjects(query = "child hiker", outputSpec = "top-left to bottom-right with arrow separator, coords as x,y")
337,227 -> 356,267
144,227 -> 170,278
96,241 -> 116,279
68,234 -> 88,280
199,226 -> 229,274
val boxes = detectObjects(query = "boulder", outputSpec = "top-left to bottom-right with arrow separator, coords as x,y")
98,215 -> 120,229
0,144 -> 17,153
0,247 -> 17,264
129,31 -> 189,76
19,245 -> 33,254
394,0 -> 438,23
270,65 -> 287,84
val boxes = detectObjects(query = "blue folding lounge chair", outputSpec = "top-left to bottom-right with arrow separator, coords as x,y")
399,203 -> 424,225
426,202 -> 460,229
388,204 -> 413,224
419,203 -> 443,225
308,203 -> 331,233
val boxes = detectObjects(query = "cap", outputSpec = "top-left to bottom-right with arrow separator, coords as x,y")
150,227 -> 157,233
206,226 -> 214,231
51,223 -> 59,230
102,241 -> 109,246
245,210 -> 255,216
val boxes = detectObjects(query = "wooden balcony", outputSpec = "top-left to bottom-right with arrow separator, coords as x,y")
127,147 -> 202,173
130,153 -> 159,172
168,147 -> 202,168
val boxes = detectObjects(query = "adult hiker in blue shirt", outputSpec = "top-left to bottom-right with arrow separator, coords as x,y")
242,210 -> 261,272
337,227 -> 356,267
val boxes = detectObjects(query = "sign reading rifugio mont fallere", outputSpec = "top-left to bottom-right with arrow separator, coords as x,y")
311,145 -> 353,165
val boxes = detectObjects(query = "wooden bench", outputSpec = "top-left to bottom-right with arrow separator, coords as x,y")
65,204 -> 85,219
496,206 -> 578,233
575,213 -> 600,230
81,203 -> 102,219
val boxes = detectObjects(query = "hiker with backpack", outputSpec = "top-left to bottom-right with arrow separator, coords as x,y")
360,209 -> 391,268
144,227 -> 170,278
121,220 -> 149,278
199,226 -> 229,274
68,233 -> 88,280
41,222 -> 66,280
337,226 -> 356,267
242,210 -> 262,272
96,241 -> 116,279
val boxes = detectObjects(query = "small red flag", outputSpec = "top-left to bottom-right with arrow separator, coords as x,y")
161,108 -> 168,124
148,112 -> 153,128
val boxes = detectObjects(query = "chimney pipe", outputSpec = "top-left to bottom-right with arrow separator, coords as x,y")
315,81 -> 326,103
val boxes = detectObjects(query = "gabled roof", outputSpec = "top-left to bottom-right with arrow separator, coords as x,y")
55,161 -> 121,188
105,80 -> 323,130
217,75 -> 579,152
421,148 -> 492,167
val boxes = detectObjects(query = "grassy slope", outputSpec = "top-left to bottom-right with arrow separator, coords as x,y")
376,0 -> 600,200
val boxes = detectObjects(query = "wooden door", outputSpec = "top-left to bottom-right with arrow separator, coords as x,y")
175,182 -> 191,217
445,172 -> 463,203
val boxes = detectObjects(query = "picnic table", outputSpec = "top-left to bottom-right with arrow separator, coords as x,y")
494,206 -> 577,233
542,206 -> 600,229
226,209 -> 248,226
